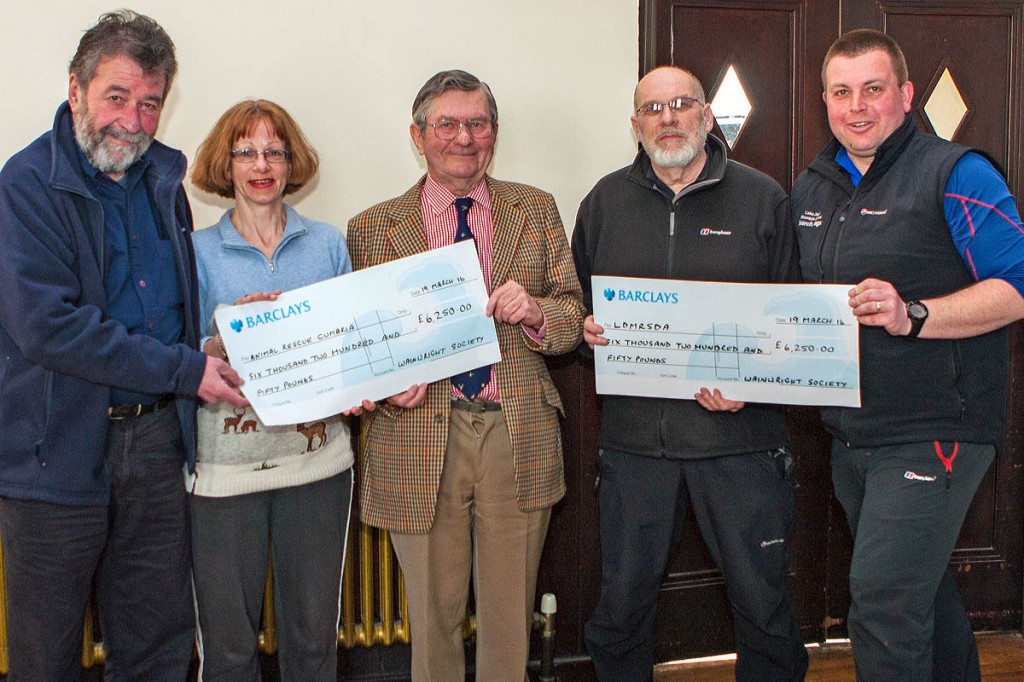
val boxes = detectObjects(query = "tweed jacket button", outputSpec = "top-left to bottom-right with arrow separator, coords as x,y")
434,413 -> 444,423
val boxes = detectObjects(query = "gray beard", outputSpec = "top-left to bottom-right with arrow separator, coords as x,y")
644,129 -> 706,169
74,107 -> 153,174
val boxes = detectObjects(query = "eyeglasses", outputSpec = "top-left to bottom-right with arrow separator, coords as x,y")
230,148 -> 291,164
635,96 -> 705,117
428,119 -> 494,141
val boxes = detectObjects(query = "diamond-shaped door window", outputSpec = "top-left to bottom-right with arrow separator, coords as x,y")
710,65 -> 752,149
923,67 -> 968,141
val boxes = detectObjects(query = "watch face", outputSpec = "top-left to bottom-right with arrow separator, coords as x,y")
908,301 -> 928,320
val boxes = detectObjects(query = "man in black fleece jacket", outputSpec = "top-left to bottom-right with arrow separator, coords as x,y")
572,65 -> 807,682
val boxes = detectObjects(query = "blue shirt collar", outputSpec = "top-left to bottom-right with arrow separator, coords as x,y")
835,146 -> 864,187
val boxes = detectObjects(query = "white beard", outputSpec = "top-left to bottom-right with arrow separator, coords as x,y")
74,104 -> 153,174
643,127 -> 706,169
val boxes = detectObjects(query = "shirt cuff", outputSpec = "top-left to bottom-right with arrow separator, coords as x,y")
523,308 -> 547,345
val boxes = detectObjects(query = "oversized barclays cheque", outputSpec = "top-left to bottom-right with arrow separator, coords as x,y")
215,241 -> 501,426
592,276 -> 861,407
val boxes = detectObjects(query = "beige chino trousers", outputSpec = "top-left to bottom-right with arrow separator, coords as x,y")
391,407 -> 551,682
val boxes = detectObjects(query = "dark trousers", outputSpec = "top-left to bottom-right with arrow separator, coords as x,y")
0,406 -> 194,682
192,469 -> 353,682
585,448 -> 808,682
832,440 -> 992,682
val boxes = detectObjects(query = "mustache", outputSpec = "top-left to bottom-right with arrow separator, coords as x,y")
656,128 -> 689,141
100,125 -> 150,146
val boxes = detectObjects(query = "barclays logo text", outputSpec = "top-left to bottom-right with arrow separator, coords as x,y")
610,289 -> 679,304
234,301 -> 313,332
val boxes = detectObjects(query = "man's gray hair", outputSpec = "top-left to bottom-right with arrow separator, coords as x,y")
411,70 -> 498,128
70,10 -> 178,97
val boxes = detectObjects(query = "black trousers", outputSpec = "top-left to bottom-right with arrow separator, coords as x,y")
585,447 -> 808,682
831,440 -> 992,682
0,406 -> 194,682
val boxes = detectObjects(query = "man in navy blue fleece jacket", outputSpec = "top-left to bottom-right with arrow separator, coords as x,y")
0,11 -> 247,681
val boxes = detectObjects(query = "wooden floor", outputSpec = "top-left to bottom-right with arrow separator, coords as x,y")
653,633 -> 1024,681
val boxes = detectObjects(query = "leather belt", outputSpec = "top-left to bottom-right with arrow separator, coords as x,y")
108,395 -> 174,421
450,398 -> 502,413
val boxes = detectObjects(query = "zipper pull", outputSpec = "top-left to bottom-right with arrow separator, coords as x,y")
933,440 -> 959,491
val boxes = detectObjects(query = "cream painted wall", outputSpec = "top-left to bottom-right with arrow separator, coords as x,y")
0,1 -> 639,236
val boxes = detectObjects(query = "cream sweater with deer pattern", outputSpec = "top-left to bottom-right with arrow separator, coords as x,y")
188,207 -> 355,497
191,404 -> 352,497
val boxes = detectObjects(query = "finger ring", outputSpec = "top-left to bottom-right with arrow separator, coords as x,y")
875,301 -> 882,312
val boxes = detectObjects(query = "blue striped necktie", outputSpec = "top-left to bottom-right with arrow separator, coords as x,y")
450,197 -> 491,399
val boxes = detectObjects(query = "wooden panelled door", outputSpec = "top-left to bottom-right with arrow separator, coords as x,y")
639,0 -> 1024,662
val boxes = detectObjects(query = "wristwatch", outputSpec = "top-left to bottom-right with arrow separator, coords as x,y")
905,300 -> 928,338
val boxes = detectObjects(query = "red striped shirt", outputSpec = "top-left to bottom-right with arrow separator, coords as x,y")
420,176 -> 501,402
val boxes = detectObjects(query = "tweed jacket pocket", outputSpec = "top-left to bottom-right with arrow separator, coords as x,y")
539,372 -> 565,417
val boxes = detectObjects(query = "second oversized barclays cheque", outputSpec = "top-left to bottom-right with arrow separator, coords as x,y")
215,241 -> 501,426
592,275 -> 861,407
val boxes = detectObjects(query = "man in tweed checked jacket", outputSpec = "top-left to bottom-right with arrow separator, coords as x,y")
347,70 -> 584,682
